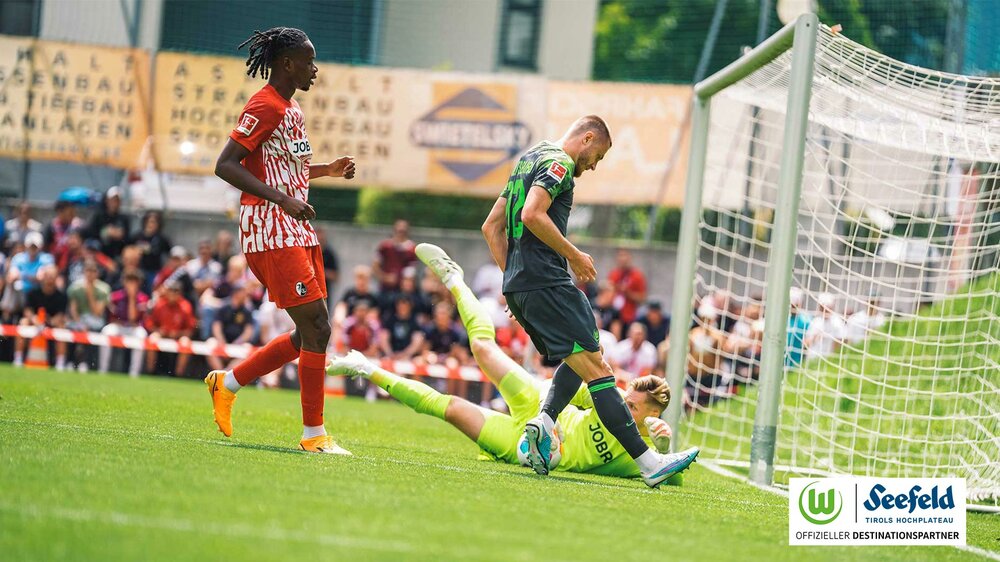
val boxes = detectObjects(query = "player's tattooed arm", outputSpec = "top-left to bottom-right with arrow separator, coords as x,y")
216,139 -> 316,221
482,197 -> 508,271
310,156 -> 356,179
521,186 -> 596,283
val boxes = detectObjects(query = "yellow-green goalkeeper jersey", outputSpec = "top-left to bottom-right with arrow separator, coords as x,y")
554,385 -> 650,478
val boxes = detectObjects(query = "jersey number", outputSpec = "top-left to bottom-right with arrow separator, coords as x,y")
505,178 -> 526,239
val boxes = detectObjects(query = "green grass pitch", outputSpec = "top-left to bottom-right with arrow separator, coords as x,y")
1,368 -> 997,561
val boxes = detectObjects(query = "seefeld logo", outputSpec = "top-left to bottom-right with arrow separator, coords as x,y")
798,481 -> 843,525
863,484 -> 955,514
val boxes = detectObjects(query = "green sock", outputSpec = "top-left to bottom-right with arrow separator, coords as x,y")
449,282 -> 495,342
370,368 -> 451,420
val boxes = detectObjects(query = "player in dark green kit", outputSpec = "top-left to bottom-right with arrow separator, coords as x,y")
481,115 -> 699,487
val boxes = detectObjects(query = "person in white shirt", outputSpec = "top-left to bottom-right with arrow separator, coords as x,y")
846,297 -> 887,344
471,262 -> 504,301
609,322 -> 658,382
805,293 -> 846,359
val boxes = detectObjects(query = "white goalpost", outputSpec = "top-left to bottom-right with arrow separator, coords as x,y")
664,14 -> 1000,507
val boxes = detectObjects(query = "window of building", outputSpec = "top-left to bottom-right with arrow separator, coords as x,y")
0,0 -> 41,36
499,0 -> 542,70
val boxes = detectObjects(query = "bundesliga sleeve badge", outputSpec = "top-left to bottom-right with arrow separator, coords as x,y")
235,113 -> 260,136
545,161 -> 567,183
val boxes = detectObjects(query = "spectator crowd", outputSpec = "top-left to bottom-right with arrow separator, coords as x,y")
0,195 -> 889,412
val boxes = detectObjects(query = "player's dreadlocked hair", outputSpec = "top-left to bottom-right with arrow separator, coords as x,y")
238,27 -> 309,80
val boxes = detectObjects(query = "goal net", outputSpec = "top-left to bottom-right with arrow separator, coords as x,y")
671,20 -> 1000,503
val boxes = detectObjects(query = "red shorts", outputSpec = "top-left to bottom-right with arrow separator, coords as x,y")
245,245 -> 327,309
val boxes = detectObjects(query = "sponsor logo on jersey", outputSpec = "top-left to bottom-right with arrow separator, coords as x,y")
546,161 -> 568,183
289,138 -> 313,160
236,113 -> 260,136
295,281 -> 307,297
411,84 -> 532,183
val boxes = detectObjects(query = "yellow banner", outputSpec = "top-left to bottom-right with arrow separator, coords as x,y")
152,51 -> 690,205
0,35 -> 150,168
546,81 -> 691,206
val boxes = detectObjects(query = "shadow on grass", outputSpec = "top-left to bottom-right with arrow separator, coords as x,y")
211,440 -> 308,456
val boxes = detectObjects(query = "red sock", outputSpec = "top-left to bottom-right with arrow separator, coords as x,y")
232,332 -> 298,386
298,349 -> 327,427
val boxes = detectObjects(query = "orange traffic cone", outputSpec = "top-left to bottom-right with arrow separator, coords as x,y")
25,333 -> 49,368
25,309 -> 49,369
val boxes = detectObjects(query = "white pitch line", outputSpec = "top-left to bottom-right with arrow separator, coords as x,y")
699,460 -> 1000,561
0,502 -> 412,552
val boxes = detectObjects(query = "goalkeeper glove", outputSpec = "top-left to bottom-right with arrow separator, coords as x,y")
643,416 -> 672,453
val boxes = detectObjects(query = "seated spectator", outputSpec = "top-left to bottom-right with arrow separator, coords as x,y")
593,281 -> 623,340
86,187 -> 130,261
83,240 -> 118,282
701,289 -> 737,333
471,262 -> 504,300
340,300 -> 381,357
5,202 -> 42,253
6,232 -> 55,314
608,248 -> 647,325
184,239 -> 223,299
374,219 -> 417,292
14,265 -> 69,370
153,246 -> 188,291
724,300 -> 764,382
638,300 -> 670,346
422,302 -> 471,395
144,280 -> 197,377
60,230 -> 88,285
199,255 -> 253,339
686,304 -> 729,406
421,266 -> 452,310
379,266 -> 430,323
99,269 -> 149,376
44,201 -> 84,268
608,322 -> 657,382
846,297 -> 887,344
207,283 -> 256,372
335,265 -> 379,321
786,288 -> 811,368
119,243 -> 142,274
378,295 -> 425,360
157,246 -> 198,306
805,292 -> 845,359
211,229 -> 236,265
67,260 -> 111,371
131,211 -> 172,287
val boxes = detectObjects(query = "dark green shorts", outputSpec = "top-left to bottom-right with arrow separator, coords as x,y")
505,284 -> 600,363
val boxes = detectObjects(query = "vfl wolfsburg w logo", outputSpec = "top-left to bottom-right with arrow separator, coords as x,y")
798,481 -> 843,525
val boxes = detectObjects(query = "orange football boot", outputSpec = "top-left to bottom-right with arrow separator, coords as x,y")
204,370 -> 237,437
299,435 -> 352,455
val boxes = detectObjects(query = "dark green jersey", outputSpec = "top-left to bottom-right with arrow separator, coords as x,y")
501,141 -> 576,293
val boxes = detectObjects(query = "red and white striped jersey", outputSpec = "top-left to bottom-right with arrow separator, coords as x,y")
229,84 -> 319,254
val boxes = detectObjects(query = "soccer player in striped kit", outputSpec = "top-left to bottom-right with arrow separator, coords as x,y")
206,27 -> 356,454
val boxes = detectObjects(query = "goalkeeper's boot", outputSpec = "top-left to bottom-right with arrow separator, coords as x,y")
299,435 -> 352,456
204,370 -> 236,437
327,350 -> 376,380
642,447 -> 700,488
415,243 -> 463,286
523,416 -> 554,476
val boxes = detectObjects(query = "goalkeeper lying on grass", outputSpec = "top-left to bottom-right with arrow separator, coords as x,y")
327,244 -> 694,483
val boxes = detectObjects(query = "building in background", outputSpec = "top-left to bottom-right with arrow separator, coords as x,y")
0,0 -> 598,204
